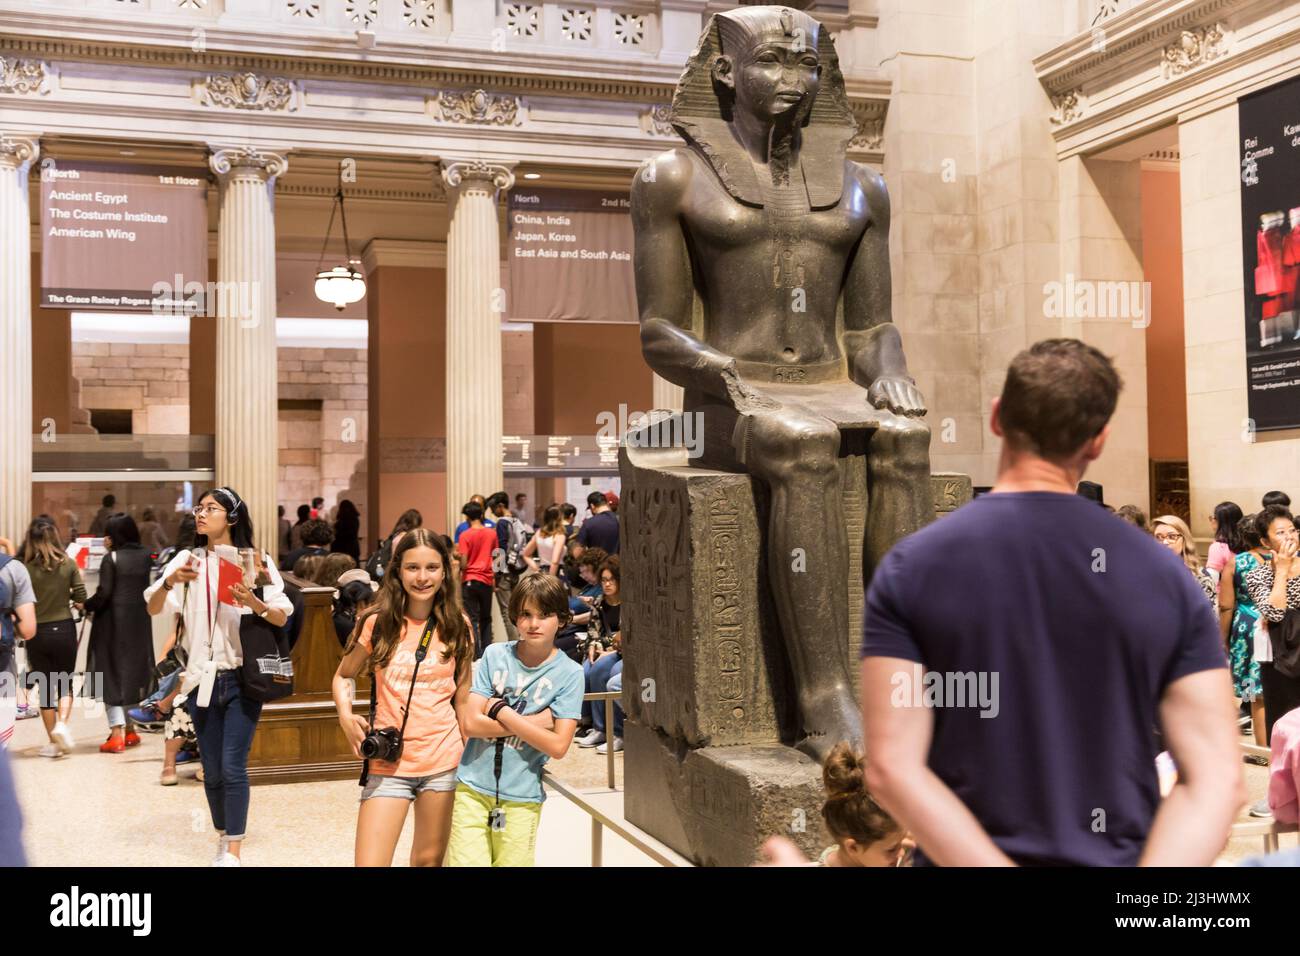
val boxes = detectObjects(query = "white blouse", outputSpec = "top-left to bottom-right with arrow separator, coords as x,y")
143,547 -> 293,696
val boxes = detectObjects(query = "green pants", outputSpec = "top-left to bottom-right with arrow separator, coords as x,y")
445,783 -> 542,867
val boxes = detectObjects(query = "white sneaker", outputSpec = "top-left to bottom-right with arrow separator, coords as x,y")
1249,799 -> 1273,818
211,852 -> 241,868
37,743 -> 62,758
211,834 -> 230,865
576,730 -> 606,749
51,722 -> 74,754
596,736 -> 623,754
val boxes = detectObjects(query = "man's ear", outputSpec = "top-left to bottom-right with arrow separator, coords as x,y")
989,397 -> 1004,438
711,54 -> 736,91
1083,424 -> 1110,462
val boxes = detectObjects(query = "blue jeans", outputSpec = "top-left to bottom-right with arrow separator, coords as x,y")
142,668 -> 181,708
581,654 -> 619,723
187,671 -> 262,841
589,655 -> 623,736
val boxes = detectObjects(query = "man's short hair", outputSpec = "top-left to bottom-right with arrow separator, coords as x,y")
102,494 -> 115,507
998,339 -> 1121,461
561,503 -> 577,521
587,491 -> 607,509
1263,490 -> 1292,509
508,572 -> 572,627
462,501 -> 484,522
311,497 -> 324,508
300,518 -> 334,546
486,491 -> 509,512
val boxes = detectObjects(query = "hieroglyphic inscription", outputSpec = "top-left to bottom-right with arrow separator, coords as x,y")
840,454 -> 867,670
708,488 -> 744,712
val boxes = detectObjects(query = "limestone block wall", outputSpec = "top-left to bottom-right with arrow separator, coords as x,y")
63,341 -> 368,546
72,342 -> 192,435
277,346 -> 368,532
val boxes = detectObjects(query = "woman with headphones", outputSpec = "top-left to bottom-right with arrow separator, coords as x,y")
144,487 -> 292,867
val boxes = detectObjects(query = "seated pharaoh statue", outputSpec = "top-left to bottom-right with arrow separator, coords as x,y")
627,5 -> 935,764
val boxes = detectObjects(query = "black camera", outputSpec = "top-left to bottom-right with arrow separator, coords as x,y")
360,726 -> 403,762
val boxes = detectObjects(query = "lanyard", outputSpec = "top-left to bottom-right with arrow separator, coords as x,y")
202,552 -> 218,659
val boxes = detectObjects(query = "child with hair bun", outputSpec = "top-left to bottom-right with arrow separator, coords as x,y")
818,741 -> 911,867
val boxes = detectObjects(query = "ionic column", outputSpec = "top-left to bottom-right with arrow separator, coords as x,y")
208,146 -> 287,553
652,373 -> 683,413
441,159 -> 514,533
0,135 -> 38,544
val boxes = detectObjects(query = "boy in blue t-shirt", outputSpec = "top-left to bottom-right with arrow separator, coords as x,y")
447,574 -> 584,866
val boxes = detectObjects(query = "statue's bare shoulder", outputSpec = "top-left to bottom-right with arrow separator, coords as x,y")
630,147 -> 696,222
846,159 -> 890,227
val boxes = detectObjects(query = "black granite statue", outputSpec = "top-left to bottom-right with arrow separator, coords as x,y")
631,5 -> 933,761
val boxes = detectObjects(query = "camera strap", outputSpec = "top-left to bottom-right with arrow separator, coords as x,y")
359,613 -> 437,787
494,736 -> 506,808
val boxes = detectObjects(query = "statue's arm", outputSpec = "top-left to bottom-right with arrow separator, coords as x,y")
631,152 -> 769,410
841,164 -> 926,416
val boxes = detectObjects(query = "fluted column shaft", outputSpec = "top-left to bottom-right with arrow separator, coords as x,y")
652,373 -> 683,413
441,160 -> 514,533
0,136 -> 38,544
209,146 -> 287,555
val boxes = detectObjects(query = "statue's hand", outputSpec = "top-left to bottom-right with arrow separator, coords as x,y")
868,375 -> 927,417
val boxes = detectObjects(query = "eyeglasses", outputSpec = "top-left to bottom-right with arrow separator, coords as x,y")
1154,532 -> 1182,543
192,506 -> 228,517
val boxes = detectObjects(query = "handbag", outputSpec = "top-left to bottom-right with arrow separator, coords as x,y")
237,587 -> 294,702
154,611 -> 187,682
1270,607 -> 1300,679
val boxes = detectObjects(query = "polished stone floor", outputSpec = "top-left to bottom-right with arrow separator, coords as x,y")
7,696 -> 1293,866
7,697 -> 663,867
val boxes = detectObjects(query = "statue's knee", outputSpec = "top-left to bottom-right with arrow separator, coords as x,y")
870,418 -> 931,470
750,415 -> 838,480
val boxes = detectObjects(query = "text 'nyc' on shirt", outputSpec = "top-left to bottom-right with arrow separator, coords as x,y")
861,492 -> 1226,867
456,641 -> 583,804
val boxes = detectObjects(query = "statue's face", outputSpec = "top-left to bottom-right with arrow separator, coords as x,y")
719,35 -> 821,123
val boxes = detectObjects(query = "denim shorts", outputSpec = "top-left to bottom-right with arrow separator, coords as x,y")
360,769 -> 458,802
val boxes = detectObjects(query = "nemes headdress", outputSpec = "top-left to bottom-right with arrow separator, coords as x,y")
669,5 -> 857,209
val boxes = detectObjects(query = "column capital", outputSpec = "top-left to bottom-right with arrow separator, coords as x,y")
0,134 -> 39,171
208,145 -> 289,181
440,159 -> 515,194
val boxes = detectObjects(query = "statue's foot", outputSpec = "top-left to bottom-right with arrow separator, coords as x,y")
795,691 -> 862,766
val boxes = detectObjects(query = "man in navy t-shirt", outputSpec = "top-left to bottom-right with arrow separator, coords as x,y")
861,339 -> 1243,866
576,492 -> 620,555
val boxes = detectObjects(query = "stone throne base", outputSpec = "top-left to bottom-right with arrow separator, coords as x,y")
618,423 -> 972,866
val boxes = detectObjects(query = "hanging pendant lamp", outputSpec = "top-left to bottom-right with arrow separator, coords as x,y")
314,166 -> 367,311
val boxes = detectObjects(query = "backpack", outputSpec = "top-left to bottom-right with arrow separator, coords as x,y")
0,554 -> 15,656
502,516 -> 532,574
364,535 -> 396,581
1272,607 -> 1300,679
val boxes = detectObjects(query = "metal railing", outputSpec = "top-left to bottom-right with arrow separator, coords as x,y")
539,689 -> 690,867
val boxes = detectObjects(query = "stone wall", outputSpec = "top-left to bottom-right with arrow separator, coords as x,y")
72,342 -> 192,435
277,346 -> 368,537
61,341 -> 368,550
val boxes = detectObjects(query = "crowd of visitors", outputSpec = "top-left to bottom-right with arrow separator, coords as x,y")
3,344 -> 1297,870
